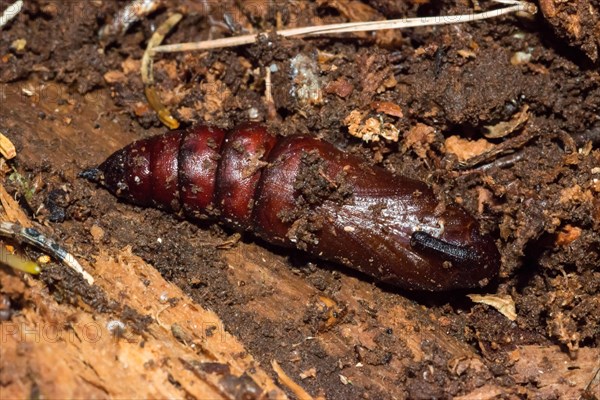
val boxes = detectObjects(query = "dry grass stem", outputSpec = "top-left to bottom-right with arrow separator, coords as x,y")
151,0 -> 536,54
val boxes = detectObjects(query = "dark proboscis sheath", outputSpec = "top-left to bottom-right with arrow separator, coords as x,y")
83,123 -> 500,291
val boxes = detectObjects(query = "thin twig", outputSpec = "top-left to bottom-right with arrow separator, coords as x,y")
455,128 -> 538,170
151,0 -> 536,54
461,127 -> 589,173
271,360 -> 315,400
0,221 -> 94,285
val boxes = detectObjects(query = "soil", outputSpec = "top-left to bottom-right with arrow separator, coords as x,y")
1,0 -> 599,399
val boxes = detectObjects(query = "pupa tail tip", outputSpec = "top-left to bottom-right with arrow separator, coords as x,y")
79,167 -> 103,183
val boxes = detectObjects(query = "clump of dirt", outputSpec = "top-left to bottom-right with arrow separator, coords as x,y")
293,151 -> 353,206
539,0 -> 600,62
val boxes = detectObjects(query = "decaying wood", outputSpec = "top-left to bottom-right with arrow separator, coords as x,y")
1,247 -> 286,399
511,346 -> 600,399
